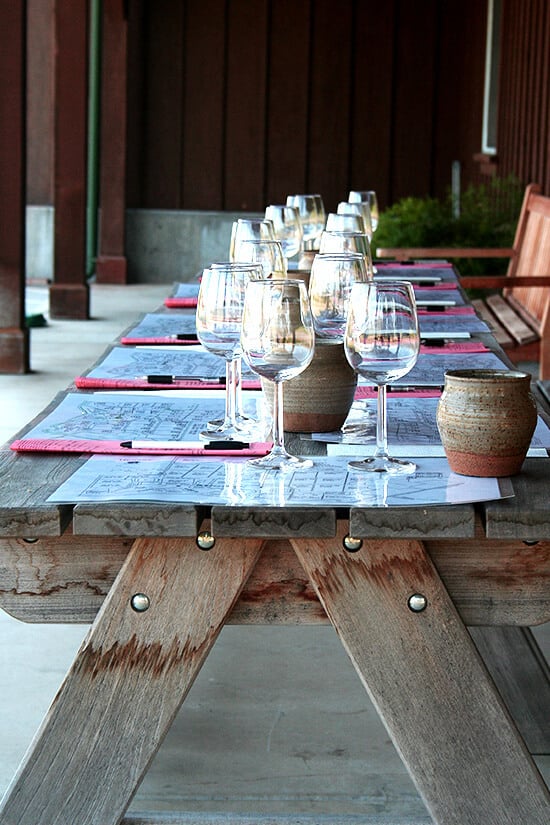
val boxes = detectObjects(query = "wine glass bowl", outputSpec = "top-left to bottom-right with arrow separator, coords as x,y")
348,190 -> 380,232
241,278 -> 315,469
230,218 -> 275,261
234,238 -> 287,278
344,280 -> 420,473
308,252 -> 369,341
286,194 -> 322,249
325,212 -> 366,234
264,204 -> 304,261
337,201 -> 373,239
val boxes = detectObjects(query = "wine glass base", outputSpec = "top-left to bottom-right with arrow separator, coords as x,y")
200,424 -> 250,441
247,450 -> 313,471
348,456 -> 417,474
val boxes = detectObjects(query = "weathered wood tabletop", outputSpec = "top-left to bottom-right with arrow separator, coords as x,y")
0,295 -> 549,825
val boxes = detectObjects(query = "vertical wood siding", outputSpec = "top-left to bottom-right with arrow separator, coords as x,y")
125,0 -> 489,211
498,0 -> 550,193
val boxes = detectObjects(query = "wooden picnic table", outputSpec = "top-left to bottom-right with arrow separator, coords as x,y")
0,288 -> 549,825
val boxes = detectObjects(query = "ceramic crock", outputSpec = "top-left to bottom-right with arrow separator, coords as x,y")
436,369 -> 537,477
261,339 -> 357,432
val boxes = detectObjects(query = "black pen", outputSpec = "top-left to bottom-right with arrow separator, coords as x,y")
169,333 -> 199,341
138,374 -> 226,384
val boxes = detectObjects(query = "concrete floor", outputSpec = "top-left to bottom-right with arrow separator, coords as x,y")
0,284 -> 548,823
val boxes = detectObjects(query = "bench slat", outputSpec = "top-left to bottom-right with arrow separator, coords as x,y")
485,294 -> 539,345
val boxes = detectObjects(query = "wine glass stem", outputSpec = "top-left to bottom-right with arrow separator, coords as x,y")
224,357 -> 238,426
272,380 -> 286,454
374,383 -> 389,460
234,356 -> 244,416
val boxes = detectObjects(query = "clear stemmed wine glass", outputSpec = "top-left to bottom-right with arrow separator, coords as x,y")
233,238 -> 287,278
241,278 -> 315,470
312,194 -> 326,245
229,218 -> 275,261
308,252 -> 370,340
344,280 -> 420,473
337,201 -> 373,239
205,261 -> 263,433
325,212 -> 366,234
319,230 -> 374,278
264,204 -> 304,263
348,190 -> 380,232
196,264 -> 260,440
286,194 -> 320,250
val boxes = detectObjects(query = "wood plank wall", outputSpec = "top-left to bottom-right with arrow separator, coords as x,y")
498,0 -> 550,194
124,0 -> 488,212
26,1 -> 549,213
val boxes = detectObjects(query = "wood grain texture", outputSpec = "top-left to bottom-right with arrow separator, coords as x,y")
73,502 -> 199,537
290,524 -> 550,825
0,534 -> 265,825
482,458 -> 550,538
0,531 -> 132,622
349,504 -> 475,539
0,451 -> 77,536
1,526 -> 548,627
470,625 -> 550,754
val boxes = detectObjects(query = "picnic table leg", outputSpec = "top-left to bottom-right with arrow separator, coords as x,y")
291,526 -> 550,825
0,534 -> 265,825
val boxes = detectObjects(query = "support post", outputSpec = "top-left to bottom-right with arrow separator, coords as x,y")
0,1 -> 30,373
49,0 -> 90,319
96,0 -> 128,284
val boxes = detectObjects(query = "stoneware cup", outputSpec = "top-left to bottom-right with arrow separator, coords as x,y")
261,339 -> 357,432
436,368 -> 537,477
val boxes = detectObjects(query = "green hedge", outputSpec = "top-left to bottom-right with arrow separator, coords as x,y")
373,176 -> 524,275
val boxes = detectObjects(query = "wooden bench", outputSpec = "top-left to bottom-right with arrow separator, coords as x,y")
377,183 -> 550,379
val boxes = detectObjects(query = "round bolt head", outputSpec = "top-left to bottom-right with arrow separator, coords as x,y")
343,534 -> 363,553
130,593 -> 150,612
408,593 -> 428,613
196,531 -> 216,551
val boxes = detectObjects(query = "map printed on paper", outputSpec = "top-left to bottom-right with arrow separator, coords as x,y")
417,314 -> 490,333
413,289 -> 467,306
79,345 -> 256,382
123,313 -> 197,340
316,395 -> 550,456
361,350 -> 509,388
16,391 -> 266,444
46,455 -> 514,507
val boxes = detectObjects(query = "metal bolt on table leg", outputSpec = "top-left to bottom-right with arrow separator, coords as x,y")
196,531 -> 216,551
130,593 -> 150,612
343,534 -> 363,553
408,593 -> 428,612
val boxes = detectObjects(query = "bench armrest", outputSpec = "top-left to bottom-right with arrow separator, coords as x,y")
376,247 -> 514,261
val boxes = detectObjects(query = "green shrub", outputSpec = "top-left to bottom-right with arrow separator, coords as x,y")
374,175 -> 524,275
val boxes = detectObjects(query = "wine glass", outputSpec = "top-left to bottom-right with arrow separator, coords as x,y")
264,204 -> 303,263
312,194 -> 326,244
319,230 -> 374,278
337,201 -> 373,239
308,253 -> 370,340
286,194 -> 320,250
206,261 -> 263,433
196,264 -> 259,440
344,280 -> 420,473
348,190 -> 380,232
234,238 -> 287,278
229,218 -> 275,260
241,278 -> 315,470
325,212 -> 366,234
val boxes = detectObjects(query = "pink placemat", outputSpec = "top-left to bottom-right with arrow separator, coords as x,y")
74,376 -> 262,390
354,387 -> 442,400
164,297 -> 198,308
120,336 -> 198,345
11,437 -> 272,456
